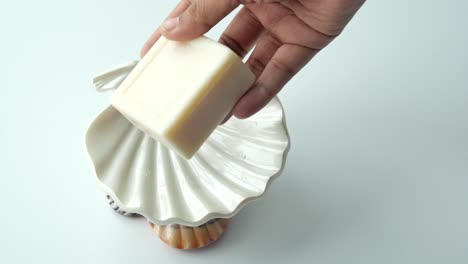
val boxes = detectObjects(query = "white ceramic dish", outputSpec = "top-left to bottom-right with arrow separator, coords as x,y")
85,62 -> 290,227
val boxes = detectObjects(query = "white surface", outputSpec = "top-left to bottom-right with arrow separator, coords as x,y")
111,36 -> 255,158
1,0 -> 467,263
87,70 -> 288,226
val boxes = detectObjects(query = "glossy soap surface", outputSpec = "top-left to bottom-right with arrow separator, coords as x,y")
111,36 -> 255,159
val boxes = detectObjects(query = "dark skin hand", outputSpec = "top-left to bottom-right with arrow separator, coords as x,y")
141,0 -> 366,123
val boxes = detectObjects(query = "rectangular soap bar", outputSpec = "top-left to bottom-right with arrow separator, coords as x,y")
111,36 -> 255,159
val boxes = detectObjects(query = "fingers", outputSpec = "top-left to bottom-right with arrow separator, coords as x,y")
233,44 -> 318,119
247,3 -> 333,50
217,7 -> 264,125
219,7 -> 264,57
221,33 -> 281,124
140,0 -> 191,58
246,33 -> 282,77
161,0 -> 240,41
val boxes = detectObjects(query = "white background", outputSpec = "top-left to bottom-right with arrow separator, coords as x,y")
1,0 -> 467,263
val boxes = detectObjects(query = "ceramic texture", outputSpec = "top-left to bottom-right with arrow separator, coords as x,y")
85,61 -> 290,227
150,219 -> 230,250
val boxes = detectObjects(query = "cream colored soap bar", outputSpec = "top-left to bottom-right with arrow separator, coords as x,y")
111,36 -> 255,159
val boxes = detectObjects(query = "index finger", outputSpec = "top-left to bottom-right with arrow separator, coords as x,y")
160,0 -> 240,41
140,0 -> 192,58
233,44 -> 318,119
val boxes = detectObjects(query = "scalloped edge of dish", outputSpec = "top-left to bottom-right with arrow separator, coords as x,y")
84,98 -> 289,226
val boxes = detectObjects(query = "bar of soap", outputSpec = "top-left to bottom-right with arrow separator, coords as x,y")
111,36 -> 255,159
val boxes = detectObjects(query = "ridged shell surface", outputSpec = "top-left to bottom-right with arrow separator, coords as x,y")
85,61 -> 290,226
150,219 -> 229,249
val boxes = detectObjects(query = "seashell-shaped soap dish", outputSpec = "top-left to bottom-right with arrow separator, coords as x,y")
85,61 -> 290,249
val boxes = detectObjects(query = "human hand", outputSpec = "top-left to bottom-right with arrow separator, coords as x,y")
141,0 -> 365,121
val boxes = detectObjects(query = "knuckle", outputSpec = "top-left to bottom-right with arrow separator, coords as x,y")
266,34 -> 282,49
181,0 -> 192,6
308,30 -> 336,50
187,1 -> 203,18
186,1 -> 211,29
258,85 -> 275,101
248,57 -> 267,77
220,34 -> 247,57
240,8 -> 263,31
270,57 -> 297,76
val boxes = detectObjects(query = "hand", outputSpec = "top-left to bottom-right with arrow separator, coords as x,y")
141,0 -> 365,121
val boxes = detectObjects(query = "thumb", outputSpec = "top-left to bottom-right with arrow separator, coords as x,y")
160,0 -> 240,41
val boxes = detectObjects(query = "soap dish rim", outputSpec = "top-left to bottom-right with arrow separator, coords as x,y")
85,97 -> 290,227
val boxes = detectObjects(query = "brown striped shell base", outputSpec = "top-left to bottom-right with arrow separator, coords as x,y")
149,218 -> 230,250
107,195 -> 229,249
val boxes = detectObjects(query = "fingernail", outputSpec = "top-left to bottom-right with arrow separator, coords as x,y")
162,17 -> 179,32
233,101 -> 251,119
220,112 -> 233,125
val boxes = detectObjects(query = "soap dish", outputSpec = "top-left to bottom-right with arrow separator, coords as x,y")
85,61 -> 290,242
